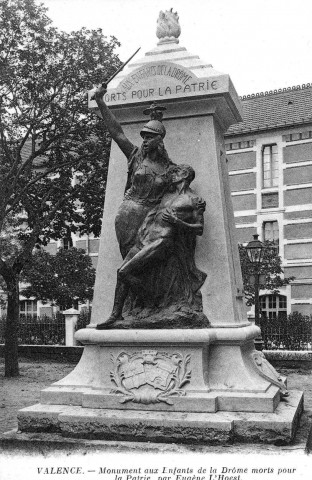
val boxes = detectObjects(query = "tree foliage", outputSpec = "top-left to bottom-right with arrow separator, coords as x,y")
238,241 -> 295,306
0,0 -> 121,376
21,248 -> 96,310
0,0 -> 120,244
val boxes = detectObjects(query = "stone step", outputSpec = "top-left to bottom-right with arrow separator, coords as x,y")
17,390 -> 303,445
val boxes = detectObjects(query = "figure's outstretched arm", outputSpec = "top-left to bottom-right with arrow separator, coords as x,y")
94,85 -> 135,158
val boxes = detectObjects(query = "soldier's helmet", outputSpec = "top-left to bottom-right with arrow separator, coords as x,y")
140,120 -> 166,139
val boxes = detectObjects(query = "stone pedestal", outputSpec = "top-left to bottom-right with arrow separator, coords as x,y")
18,20 -> 303,444
18,327 -> 303,444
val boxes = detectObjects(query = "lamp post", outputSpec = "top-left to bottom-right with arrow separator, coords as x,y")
246,234 -> 265,350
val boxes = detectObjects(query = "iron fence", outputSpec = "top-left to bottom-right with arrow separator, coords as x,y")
261,329 -> 312,350
260,313 -> 312,351
0,315 -> 65,345
1,311 -> 312,349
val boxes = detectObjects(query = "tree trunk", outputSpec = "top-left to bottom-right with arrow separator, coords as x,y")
4,273 -> 20,377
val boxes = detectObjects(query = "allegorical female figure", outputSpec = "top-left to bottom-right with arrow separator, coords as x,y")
94,87 -> 208,328
94,85 -> 174,259
94,86 -> 175,327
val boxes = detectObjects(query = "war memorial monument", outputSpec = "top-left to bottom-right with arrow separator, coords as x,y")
18,10 -> 303,445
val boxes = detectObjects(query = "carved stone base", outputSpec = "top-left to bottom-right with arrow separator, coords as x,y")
18,390 -> 303,445
17,326 -> 303,444
38,383 -> 280,414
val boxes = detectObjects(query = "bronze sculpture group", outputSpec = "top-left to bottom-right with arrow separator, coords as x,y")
94,85 -> 208,328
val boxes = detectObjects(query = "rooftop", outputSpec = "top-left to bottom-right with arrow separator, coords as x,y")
226,83 -> 312,136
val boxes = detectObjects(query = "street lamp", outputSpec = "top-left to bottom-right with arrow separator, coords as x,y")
246,234 -> 264,268
246,234 -> 265,350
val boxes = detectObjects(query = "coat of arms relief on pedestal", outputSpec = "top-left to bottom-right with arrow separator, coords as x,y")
110,350 -> 192,405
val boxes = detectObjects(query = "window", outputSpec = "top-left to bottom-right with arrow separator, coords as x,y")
20,300 -> 37,319
262,144 -> 278,188
263,220 -> 279,251
62,237 -> 73,250
260,294 -> 287,319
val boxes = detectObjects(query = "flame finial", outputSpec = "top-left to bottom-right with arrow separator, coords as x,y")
156,8 -> 181,45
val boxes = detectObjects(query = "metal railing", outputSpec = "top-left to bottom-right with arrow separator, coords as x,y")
260,313 -> 312,351
262,329 -> 312,350
0,315 -> 65,345
1,311 -> 311,350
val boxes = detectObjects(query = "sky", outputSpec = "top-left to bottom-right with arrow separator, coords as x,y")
42,0 -> 312,96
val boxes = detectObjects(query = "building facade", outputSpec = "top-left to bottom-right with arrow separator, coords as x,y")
225,83 -> 312,317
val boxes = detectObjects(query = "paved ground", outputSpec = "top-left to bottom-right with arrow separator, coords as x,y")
0,359 -> 74,435
0,359 -> 312,456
